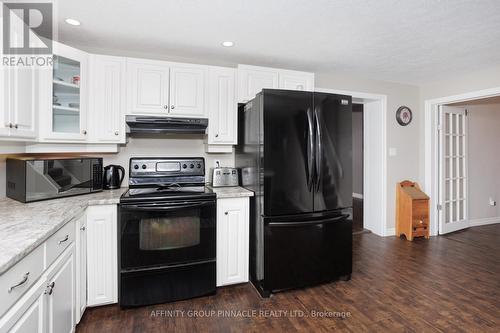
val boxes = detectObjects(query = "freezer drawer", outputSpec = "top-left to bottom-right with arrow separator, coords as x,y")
262,213 -> 352,293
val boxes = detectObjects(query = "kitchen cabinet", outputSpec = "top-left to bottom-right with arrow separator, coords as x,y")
45,247 -> 75,333
237,65 -> 279,103
169,65 -> 207,117
279,69 -> 314,91
89,55 -> 126,143
39,42 -> 89,142
75,214 -> 87,323
216,197 -> 249,286
0,65 -> 37,140
86,205 -> 118,307
207,66 -> 237,145
126,58 -> 170,115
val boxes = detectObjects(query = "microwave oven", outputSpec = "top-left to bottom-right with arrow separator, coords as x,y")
6,157 -> 103,203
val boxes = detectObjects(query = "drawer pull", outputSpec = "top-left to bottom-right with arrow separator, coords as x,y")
58,235 -> 69,245
7,272 -> 30,293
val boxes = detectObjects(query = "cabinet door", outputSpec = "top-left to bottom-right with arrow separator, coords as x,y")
237,65 -> 278,103
6,67 -> 37,139
0,283 -> 45,333
89,55 -> 126,143
40,42 -> 89,141
169,66 -> 206,117
0,64 -> 11,137
46,247 -> 75,333
75,215 -> 87,323
279,70 -> 314,91
216,198 -> 249,286
127,58 -> 170,115
86,205 -> 118,306
207,67 -> 236,144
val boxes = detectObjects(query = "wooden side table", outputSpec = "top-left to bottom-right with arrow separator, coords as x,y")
396,180 -> 430,241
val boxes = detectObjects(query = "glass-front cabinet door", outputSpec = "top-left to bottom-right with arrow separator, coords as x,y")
39,42 -> 88,141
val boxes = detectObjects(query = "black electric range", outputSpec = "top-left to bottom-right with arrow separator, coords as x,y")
118,157 -> 216,307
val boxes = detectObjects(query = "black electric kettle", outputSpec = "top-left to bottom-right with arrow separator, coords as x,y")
103,164 -> 125,190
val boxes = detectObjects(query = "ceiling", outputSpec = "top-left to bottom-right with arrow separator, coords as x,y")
54,0 -> 500,85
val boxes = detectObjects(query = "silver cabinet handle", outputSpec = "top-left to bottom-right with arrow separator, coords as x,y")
215,134 -> 219,138
82,130 -> 87,135
8,123 -> 13,128
163,105 -> 168,109
114,131 -> 119,135
45,281 -> 55,295
8,272 -> 30,293
225,212 -> 228,215
58,235 -> 69,245
14,124 -> 18,129
80,226 -> 86,231
171,105 -> 175,109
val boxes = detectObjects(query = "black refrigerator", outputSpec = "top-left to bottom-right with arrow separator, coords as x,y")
235,89 -> 353,297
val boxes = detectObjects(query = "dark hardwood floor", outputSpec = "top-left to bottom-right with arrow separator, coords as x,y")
77,224 -> 500,333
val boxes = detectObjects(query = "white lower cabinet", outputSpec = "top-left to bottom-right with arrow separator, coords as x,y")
216,197 -> 250,287
75,215 -> 87,323
86,205 -> 118,307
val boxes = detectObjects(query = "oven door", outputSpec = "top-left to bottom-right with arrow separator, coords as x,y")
119,198 -> 216,271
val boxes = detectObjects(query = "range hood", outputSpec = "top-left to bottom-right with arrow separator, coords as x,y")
126,115 -> 208,134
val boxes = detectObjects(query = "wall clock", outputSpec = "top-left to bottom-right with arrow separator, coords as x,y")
396,106 -> 412,126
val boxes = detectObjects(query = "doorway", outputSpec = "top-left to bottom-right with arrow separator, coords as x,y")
425,88 -> 500,235
352,103 -> 365,233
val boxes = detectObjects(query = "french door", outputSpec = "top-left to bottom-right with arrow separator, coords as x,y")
439,105 -> 469,234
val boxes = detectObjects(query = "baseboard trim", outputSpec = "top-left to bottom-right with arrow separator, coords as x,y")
469,216 -> 500,227
384,227 -> 395,236
353,193 -> 364,199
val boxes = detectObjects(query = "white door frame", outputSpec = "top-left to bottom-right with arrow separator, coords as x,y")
316,88 -> 388,236
424,86 -> 500,236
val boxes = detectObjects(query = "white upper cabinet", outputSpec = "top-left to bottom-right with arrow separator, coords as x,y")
279,69 -> 314,91
207,66 -> 237,145
0,66 -> 37,140
39,42 -> 89,142
237,65 -> 279,103
89,55 -> 126,143
126,58 -> 170,115
169,65 -> 207,117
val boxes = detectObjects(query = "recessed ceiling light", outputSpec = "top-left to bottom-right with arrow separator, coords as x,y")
65,18 -> 81,26
221,41 -> 234,47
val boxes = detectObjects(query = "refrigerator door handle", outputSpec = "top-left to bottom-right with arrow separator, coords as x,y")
314,107 -> 322,192
306,108 -> 315,191
268,214 -> 349,227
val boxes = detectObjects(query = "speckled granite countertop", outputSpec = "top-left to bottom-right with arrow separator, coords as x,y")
0,188 -> 126,275
206,186 -> 254,198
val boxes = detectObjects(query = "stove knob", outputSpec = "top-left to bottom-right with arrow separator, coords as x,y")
190,164 -> 194,169
142,164 -> 147,170
134,165 -> 139,170
197,163 -> 201,168
182,164 -> 187,169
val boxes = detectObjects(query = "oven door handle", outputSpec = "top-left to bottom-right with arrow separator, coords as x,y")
121,201 -> 213,211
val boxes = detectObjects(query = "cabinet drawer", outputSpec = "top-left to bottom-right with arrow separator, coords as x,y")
412,200 -> 429,219
46,220 -> 76,268
0,245 -> 44,317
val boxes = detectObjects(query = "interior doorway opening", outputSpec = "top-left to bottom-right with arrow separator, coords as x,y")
352,103 -> 367,234
425,89 -> 500,236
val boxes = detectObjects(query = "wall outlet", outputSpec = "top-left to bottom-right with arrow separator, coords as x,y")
489,197 -> 496,206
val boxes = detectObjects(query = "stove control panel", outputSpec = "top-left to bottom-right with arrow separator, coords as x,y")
129,158 -> 205,177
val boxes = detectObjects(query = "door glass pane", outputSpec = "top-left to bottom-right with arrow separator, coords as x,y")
445,114 -> 451,134
460,200 -> 465,220
139,214 -> 200,250
445,203 -> 450,223
445,180 -> 450,201
458,115 -> 464,133
445,136 -> 450,155
53,55 -> 81,133
451,114 -> 457,134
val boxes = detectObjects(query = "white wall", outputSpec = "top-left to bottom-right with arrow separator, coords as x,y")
461,103 -> 500,220
316,72 -> 421,232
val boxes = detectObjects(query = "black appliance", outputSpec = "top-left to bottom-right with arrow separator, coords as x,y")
103,164 -> 125,189
126,115 -> 208,134
118,157 -> 216,307
6,157 -> 103,203
235,89 -> 353,297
